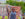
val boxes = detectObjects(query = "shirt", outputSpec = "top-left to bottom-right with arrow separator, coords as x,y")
10,11 -> 16,19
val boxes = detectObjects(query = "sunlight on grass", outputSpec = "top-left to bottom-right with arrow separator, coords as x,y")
5,16 -> 8,19
0,16 -> 2,19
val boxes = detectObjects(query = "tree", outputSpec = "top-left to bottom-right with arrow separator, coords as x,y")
6,1 -> 25,13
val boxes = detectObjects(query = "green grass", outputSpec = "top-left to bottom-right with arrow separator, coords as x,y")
0,16 -> 2,19
0,16 -> 8,19
5,16 -> 8,19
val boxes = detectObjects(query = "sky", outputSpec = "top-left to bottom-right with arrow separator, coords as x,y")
16,0 -> 25,2
0,0 -> 25,3
0,0 -> 6,3
22,0 -> 25,2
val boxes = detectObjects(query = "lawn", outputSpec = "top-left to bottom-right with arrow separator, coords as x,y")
0,16 -> 8,19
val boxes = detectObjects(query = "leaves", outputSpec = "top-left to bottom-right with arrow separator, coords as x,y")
6,1 -> 25,13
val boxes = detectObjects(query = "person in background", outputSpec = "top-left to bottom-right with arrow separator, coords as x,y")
6,6 -> 9,19
24,13 -> 25,19
16,8 -> 20,19
23,11 -> 25,19
16,7 -> 22,19
22,13 -> 24,19
6,5 -> 11,19
10,7 -> 16,19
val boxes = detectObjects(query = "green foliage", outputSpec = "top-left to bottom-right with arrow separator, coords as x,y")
6,1 -> 25,13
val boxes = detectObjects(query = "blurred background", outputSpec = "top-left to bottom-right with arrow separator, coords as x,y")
0,0 -> 25,19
